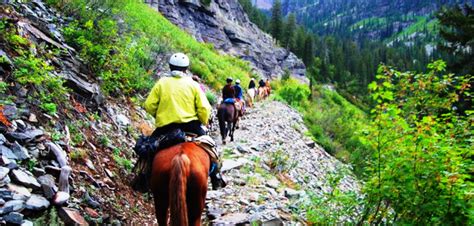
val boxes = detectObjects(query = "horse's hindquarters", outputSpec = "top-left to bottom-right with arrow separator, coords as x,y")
150,143 -> 210,225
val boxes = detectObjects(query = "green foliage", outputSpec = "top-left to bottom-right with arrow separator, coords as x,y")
281,69 -> 290,81
200,0 -> 211,6
49,0 -> 253,93
40,103 -> 57,115
205,90 -> 217,106
0,81 -> 7,93
273,78 -> 310,107
98,135 -> 110,147
0,19 -> 69,114
305,171 -> 360,224
113,149 -> 133,172
360,60 -> 473,224
70,149 -> 88,162
437,4 -> 474,75
268,149 -> 295,173
33,207 -> 61,226
270,0 -> 283,42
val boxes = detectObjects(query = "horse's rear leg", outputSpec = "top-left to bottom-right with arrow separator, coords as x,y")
229,121 -> 236,142
153,192 -> 169,225
218,119 -> 227,144
187,178 -> 207,226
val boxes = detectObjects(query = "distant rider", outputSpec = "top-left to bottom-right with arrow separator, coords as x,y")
222,77 -> 235,103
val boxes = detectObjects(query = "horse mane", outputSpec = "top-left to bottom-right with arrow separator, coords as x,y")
169,152 -> 191,226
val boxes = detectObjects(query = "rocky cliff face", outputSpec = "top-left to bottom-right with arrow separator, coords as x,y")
144,0 -> 307,81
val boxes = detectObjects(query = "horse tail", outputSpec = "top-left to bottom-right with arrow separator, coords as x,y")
169,153 -> 190,226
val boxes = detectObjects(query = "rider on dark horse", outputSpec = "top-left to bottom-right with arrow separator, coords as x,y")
222,77 -> 235,102
143,53 -> 226,190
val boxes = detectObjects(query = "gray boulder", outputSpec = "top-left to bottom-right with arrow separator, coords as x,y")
3,212 -> 24,225
0,200 -> 25,214
0,145 -> 17,160
10,142 -> 30,160
6,129 -> 44,143
25,194 -> 50,211
0,134 -> 6,145
37,174 -> 57,199
10,169 -> 41,189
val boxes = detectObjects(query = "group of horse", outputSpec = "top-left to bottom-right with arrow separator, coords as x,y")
216,85 -> 270,144
148,84 -> 271,225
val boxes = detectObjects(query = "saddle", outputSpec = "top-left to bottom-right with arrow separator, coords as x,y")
131,129 -> 219,193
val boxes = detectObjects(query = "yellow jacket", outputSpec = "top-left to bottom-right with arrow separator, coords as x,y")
144,71 -> 211,128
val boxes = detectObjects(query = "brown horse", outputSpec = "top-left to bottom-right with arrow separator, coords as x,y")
257,87 -> 269,101
217,103 -> 239,144
150,142 -> 210,225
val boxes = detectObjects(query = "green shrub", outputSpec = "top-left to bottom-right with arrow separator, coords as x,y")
0,81 -> 7,93
205,91 -> 217,106
358,61 -> 473,224
48,0 -> 253,94
1,18 -> 69,114
273,78 -> 310,107
40,103 -> 57,115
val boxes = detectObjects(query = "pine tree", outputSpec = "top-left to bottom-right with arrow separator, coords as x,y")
270,0 -> 283,43
294,27 -> 306,57
437,4 -> 474,75
283,13 -> 296,49
303,34 -> 314,66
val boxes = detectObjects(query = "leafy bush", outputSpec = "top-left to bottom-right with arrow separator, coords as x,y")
273,78 -> 310,107
205,90 -> 217,106
359,61 -> 473,224
0,17 -> 69,114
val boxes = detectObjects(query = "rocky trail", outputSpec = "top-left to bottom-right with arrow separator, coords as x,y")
205,100 -> 360,224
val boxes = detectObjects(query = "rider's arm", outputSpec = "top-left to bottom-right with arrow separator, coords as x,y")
144,81 -> 161,116
195,86 -> 211,125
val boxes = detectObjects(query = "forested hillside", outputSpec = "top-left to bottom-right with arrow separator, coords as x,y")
256,0 -> 473,40
245,0 -> 473,104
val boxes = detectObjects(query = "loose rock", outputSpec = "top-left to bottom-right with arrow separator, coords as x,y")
37,174 -> 57,199
25,194 -> 50,211
58,207 -> 88,226
3,212 -> 24,225
10,169 -> 41,189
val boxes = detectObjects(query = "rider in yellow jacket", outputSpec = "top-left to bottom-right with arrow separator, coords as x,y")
144,53 -> 225,189
144,72 -> 211,129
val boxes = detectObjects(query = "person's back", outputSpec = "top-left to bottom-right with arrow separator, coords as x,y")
145,73 -> 209,128
259,79 -> 265,87
222,78 -> 235,101
248,79 -> 256,89
234,80 -> 243,100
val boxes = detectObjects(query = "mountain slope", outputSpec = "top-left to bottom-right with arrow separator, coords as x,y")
145,0 -> 307,81
255,0 -> 474,42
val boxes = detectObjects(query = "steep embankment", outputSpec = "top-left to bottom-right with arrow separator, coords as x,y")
145,0 -> 307,81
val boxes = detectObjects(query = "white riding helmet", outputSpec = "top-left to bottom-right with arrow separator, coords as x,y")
236,79 -> 241,84
169,53 -> 190,67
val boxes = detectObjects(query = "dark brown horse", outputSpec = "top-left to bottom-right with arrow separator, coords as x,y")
150,142 -> 210,225
217,103 -> 239,144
